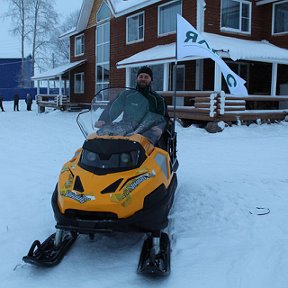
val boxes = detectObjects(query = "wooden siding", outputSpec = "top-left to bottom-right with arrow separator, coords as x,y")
87,0 -> 102,28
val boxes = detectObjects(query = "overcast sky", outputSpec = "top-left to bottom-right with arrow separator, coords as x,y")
0,0 -> 83,58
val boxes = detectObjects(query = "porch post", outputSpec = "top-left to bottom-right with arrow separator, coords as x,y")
196,0 -> 205,91
64,80 -> 67,95
195,60 -> 203,90
47,80 -> 50,95
214,63 -> 222,91
37,80 -> 40,94
59,75 -> 63,96
271,62 -> 278,96
125,67 -> 131,87
163,63 -> 169,91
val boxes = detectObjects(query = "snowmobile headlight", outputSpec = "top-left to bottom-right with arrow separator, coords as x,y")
86,151 -> 97,162
120,153 -> 130,163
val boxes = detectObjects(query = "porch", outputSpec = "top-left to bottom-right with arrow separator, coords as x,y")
32,60 -> 86,112
117,32 -> 288,125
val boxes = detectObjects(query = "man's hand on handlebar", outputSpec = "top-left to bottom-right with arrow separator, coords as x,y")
95,120 -> 106,128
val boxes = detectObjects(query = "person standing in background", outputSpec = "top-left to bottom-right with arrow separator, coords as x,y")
0,95 -> 5,112
14,94 -> 20,111
25,93 -> 32,111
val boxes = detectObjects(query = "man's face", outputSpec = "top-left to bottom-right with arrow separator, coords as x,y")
137,73 -> 151,88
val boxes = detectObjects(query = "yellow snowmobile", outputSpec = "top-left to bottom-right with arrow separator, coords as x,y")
23,88 -> 178,276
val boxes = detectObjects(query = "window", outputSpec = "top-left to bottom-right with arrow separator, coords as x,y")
273,1 -> 288,35
96,2 -> 110,23
74,73 -> 84,93
75,34 -> 84,56
95,2 -> 110,97
171,65 -> 185,91
96,22 -> 110,95
221,0 -> 251,34
158,0 -> 182,36
126,12 -> 144,44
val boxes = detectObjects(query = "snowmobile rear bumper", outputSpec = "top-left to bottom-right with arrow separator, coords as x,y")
52,174 -> 177,234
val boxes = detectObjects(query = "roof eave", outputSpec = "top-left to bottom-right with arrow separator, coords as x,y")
256,0 -> 278,6
108,0 -> 162,18
73,0 -> 94,35
32,60 -> 86,81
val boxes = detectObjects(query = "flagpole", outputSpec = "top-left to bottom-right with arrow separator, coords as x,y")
172,15 -> 179,134
172,61 -> 177,134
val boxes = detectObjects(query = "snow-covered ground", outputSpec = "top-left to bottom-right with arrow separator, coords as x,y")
1,100 -> 288,288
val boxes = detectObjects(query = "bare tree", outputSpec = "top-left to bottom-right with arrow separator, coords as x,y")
5,0 -> 30,86
27,0 -> 58,75
49,10 -> 80,67
4,0 -> 79,74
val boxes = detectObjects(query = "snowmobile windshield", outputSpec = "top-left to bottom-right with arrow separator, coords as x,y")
76,88 -> 166,174
77,87 -> 166,139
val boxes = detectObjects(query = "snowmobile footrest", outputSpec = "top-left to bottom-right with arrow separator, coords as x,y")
23,232 -> 77,267
137,232 -> 170,276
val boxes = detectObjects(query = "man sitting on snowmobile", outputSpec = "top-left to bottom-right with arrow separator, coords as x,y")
95,66 -> 169,144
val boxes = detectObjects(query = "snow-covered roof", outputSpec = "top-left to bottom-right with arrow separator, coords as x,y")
117,33 -> 288,68
207,33 -> 288,63
108,0 -> 162,17
77,0 -> 94,32
117,43 -> 175,68
32,60 -> 86,80
117,43 -> 202,68
59,27 -> 77,39
59,0 -> 94,39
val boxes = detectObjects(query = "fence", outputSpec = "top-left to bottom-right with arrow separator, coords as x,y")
159,91 -> 288,123
159,91 -> 225,121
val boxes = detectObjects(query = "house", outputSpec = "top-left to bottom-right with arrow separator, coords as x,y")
0,55 -> 34,100
33,0 -> 288,121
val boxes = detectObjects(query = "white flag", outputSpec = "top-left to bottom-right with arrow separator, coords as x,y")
177,14 -> 248,96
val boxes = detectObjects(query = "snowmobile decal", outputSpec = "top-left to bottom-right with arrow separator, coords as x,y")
111,171 -> 155,207
61,190 -> 95,204
64,174 -> 73,189
60,165 -> 70,174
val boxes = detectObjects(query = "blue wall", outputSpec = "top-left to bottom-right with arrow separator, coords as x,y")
0,88 -> 63,101
0,57 -> 33,89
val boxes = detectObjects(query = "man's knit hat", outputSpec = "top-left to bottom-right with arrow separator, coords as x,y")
137,66 -> 153,80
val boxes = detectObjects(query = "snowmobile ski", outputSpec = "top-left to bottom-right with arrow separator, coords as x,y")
137,232 -> 170,276
23,230 -> 77,267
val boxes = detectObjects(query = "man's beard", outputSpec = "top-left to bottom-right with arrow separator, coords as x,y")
137,80 -> 149,88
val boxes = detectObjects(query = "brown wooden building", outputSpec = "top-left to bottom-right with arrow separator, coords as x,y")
33,0 -> 288,117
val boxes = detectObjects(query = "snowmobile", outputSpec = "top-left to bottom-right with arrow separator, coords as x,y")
23,87 -> 178,276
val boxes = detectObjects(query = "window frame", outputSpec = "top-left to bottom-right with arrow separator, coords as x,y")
158,0 -> 182,37
126,11 -> 145,44
96,1 -> 110,24
272,0 -> 288,35
220,0 -> 252,35
74,72 -> 85,94
95,21 -> 110,95
74,34 -> 85,56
